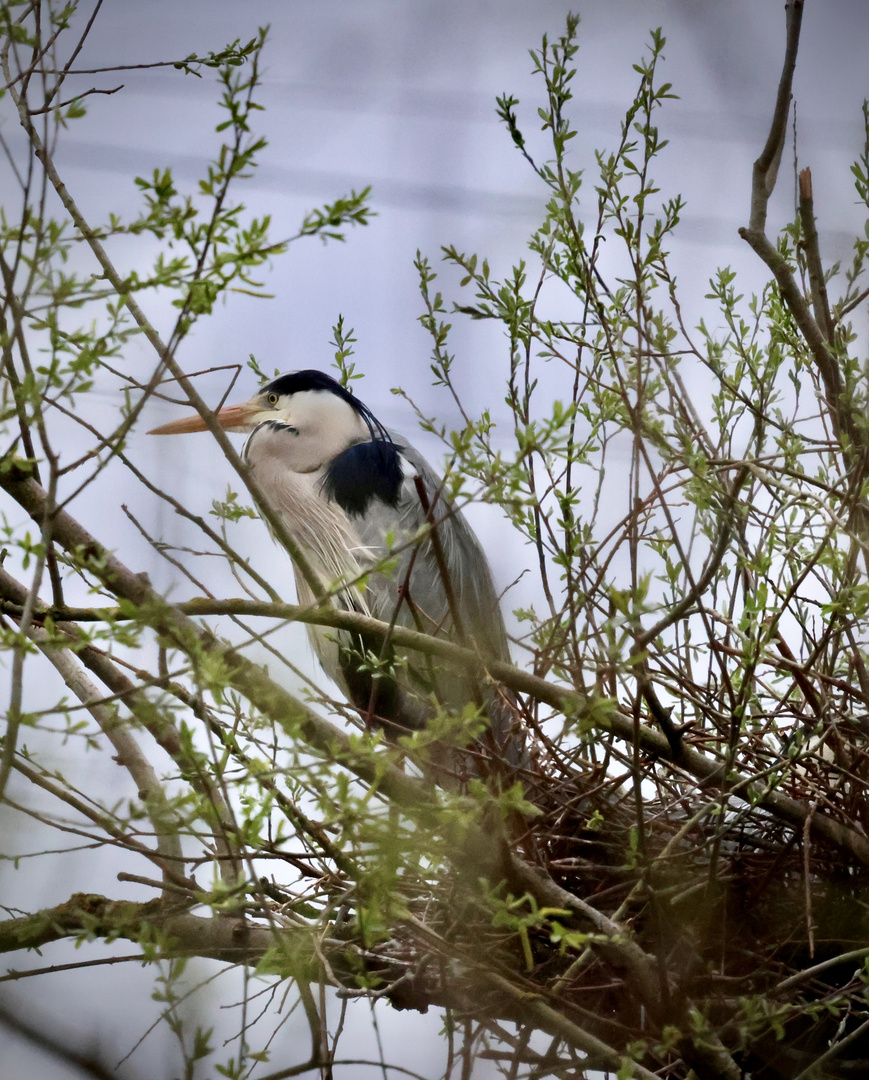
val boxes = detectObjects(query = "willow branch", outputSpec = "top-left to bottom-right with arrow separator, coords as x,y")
747,0 -> 804,233
798,167 -> 835,341
738,226 -> 853,447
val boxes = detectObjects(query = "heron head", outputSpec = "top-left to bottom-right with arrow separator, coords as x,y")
148,370 -> 386,470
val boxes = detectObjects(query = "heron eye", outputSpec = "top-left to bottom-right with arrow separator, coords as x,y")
266,393 -> 279,406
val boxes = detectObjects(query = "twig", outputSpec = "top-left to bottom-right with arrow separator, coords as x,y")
739,226 -> 851,446
28,82 -> 123,114
0,563 -> 243,889
803,802 -> 817,958
636,464 -> 749,649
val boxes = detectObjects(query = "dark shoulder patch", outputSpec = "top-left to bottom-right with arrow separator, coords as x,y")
322,440 -> 404,517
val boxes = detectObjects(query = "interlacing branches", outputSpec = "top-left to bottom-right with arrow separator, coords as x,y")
3,2 -> 869,1078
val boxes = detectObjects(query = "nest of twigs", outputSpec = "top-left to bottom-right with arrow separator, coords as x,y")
529,718 -> 869,1078
321,709 -> 869,1080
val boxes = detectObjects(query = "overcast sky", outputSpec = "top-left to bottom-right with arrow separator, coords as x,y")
3,2 -> 869,1077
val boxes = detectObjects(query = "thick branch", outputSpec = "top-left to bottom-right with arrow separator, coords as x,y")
739,226 -> 853,447
798,167 -> 835,341
748,0 -> 804,233
0,890 -> 738,1079
0,893 -> 298,966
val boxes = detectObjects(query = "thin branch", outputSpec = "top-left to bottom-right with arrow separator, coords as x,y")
0,564 -> 242,887
636,464 -> 749,649
14,615 -> 185,894
28,82 -> 123,114
738,226 -> 852,446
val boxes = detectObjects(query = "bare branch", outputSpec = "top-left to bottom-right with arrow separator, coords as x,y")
747,0 -> 805,232
798,166 -> 835,341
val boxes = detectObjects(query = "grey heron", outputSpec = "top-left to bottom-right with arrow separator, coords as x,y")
149,369 -> 523,777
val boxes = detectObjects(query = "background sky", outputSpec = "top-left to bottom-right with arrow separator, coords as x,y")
3,2 -> 869,1077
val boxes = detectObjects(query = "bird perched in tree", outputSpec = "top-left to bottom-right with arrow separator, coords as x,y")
150,370 -> 522,778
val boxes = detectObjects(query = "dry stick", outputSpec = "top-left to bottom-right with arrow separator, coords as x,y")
798,168 -> 835,342
772,629 -> 824,717
747,0 -> 804,235
0,954 -> 144,986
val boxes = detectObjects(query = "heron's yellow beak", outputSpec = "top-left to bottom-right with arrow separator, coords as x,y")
148,398 -> 259,435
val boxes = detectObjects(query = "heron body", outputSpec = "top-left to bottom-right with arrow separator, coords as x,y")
150,370 -> 520,770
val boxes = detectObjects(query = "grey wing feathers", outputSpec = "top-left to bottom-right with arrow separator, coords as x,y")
354,433 -> 510,662
343,431 -> 525,770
